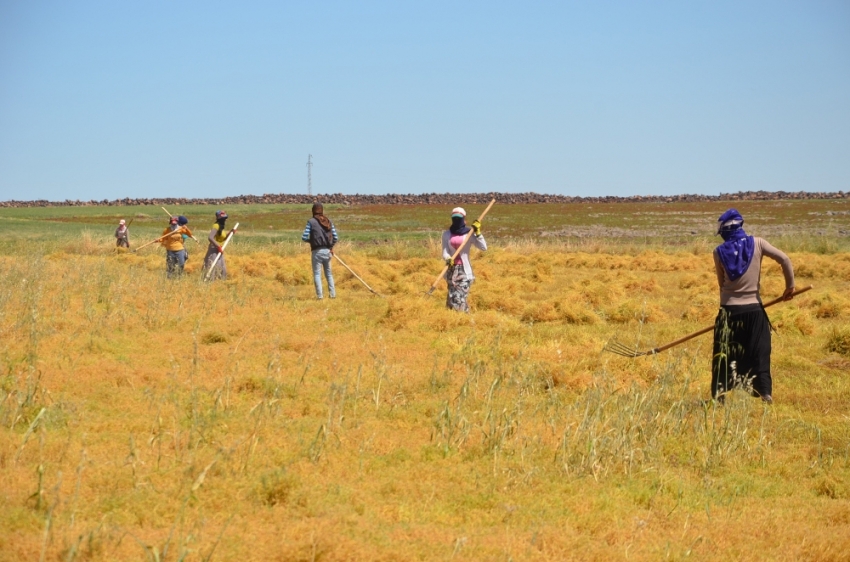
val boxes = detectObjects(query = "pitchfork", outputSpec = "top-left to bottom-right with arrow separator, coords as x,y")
603,285 -> 813,357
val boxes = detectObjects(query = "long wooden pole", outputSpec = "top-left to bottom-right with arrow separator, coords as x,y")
426,199 -> 496,296
646,285 -> 813,355
134,226 -> 192,252
160,206 -> 199,243
333,254 -> 382,297
204,223 -> 239,281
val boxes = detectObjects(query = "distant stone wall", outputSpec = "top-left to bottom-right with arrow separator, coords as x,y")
0,190 -> 847,208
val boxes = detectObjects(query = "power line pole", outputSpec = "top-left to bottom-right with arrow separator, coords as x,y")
306,154 -> 313,197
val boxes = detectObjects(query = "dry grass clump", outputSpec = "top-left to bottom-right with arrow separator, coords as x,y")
62,229 -> 111,255
201,331 -> 228,344
826,328 -> 850,356
603,299 -> 667,324
274,262 -> 311,285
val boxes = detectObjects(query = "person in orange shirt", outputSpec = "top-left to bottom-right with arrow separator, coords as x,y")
161,216 -> 193,278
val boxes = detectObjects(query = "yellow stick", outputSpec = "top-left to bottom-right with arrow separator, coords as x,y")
134,226 -> 191,252
333,254 -> 382,297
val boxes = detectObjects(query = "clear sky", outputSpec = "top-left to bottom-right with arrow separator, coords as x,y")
1,1 -> 848,201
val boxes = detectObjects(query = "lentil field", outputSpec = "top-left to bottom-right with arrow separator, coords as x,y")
0,200 -> 849,561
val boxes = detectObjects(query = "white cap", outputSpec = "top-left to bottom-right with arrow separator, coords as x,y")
451,207 -> 466,217
119,219 -> 126,225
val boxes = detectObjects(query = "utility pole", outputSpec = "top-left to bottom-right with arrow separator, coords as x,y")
306,154 -> 313,197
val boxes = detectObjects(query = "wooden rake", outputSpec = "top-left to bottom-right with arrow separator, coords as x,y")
603,285 -> 813,357
134,226 -> 192,252
333,253 -> 383,297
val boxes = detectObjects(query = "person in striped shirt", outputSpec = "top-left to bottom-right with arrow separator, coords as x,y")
302,203 -> 339,299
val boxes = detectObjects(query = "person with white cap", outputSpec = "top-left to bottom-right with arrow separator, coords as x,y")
711,208 -> 795,404
114,219 -> 130,248
441,207 -> 486,312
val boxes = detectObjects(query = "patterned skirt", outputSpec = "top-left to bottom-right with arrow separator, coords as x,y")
445,265 -> 471,313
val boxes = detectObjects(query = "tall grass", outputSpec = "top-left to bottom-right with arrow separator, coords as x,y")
0,220 -> 848,560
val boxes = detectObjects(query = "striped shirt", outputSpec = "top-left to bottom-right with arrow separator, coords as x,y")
302,219 -> 338,249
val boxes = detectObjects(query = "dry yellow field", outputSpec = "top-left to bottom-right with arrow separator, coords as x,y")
1,204 -> 849,561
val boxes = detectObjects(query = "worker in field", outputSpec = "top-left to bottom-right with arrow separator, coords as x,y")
114,219 -> 130,248
203,210 -> 232,280
302,203 -> 338,299
161,216 -> 192,278
442,207 -> 486,312
712,208 -> 794,404
176,215 -> 192,262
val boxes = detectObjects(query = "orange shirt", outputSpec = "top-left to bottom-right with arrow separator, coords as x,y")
160,226 -> 192,251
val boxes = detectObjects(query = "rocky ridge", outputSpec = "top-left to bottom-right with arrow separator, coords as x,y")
1,190 -> 847,208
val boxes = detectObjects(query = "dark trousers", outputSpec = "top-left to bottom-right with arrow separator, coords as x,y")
711,304 -> 772,399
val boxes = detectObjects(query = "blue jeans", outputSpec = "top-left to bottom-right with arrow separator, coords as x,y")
311,249 -> 335,298
166,250 -> 186,278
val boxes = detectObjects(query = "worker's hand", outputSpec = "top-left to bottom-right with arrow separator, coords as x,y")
471,220 -> 482,236
782,286 -> 795,301
217,245 -> 223,253
330,247 -> 335,256
445,257 -> 453,267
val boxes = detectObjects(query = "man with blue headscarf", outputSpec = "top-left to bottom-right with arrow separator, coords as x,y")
712,209 -> 795,403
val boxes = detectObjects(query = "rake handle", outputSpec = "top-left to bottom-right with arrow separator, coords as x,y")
134,226 -> 191,252
333,253 -> 382,297
426,198 -> 496,295
649,285 -> 814,354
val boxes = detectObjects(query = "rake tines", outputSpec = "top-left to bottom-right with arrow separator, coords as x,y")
602,338 -> 655,358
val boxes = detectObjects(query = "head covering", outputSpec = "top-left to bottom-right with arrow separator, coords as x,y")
177,215 -> 188,226
170,217 -> 178,225
715,209 -> 755,281
119,219 -> 126,225
717,208 -> 744,235
215,210 -> 228,220
312,202 -> 331,230
450,207 -> 470,235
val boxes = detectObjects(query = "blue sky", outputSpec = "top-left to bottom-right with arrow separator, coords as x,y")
1,1 -> 848,200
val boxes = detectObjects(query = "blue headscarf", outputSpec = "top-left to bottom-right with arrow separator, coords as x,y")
715,209 -> 754,281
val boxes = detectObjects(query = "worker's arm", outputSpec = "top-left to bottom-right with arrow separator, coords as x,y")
759,238 -> 795,299
712,250 -> 726,290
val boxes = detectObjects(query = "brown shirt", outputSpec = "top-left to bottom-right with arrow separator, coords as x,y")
714,237 -> 794,306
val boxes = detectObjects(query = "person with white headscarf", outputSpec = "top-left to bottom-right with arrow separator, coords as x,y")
441,207 -> 486,312
115,219 -> 130,248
